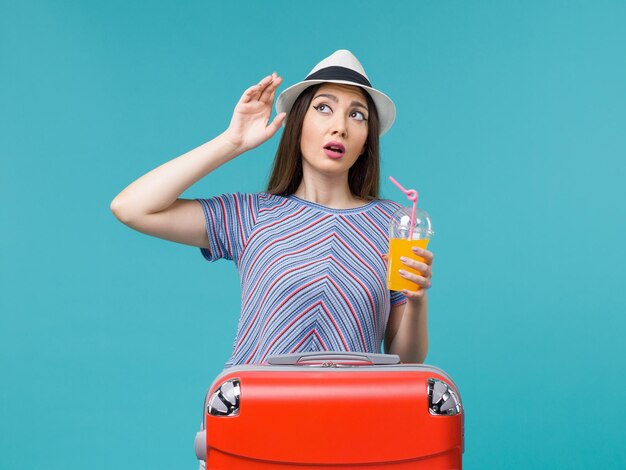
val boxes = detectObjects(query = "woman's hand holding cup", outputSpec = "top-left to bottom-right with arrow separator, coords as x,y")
383,246 -> 434,301
398,246 -> 434,301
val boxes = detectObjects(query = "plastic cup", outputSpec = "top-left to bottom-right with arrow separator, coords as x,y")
387,206 -> 434,292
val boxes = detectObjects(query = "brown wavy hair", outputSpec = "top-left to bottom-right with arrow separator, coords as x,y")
266,84 -> 381,199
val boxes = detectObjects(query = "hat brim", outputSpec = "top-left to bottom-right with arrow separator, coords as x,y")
275,79 -> 396,137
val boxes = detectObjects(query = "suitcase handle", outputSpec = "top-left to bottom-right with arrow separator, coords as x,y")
266,352 -> 401,366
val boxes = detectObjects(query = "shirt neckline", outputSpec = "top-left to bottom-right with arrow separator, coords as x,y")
285,194 -> 378,214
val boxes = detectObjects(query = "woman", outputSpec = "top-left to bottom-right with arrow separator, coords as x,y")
110,50 -> 434,369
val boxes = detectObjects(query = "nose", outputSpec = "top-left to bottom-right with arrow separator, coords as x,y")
331,114 -> 348,137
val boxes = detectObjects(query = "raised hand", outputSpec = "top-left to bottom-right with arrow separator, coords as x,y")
223,72 -> 287,153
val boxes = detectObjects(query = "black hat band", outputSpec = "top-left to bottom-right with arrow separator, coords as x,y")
304,66 -> 372,88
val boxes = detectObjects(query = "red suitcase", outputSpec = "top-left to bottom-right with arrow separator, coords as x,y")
195,352 -> 464,469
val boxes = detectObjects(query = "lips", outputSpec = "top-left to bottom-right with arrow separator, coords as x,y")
323,141 -> 346,159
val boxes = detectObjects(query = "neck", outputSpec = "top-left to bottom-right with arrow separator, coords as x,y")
293,167 -> 368,209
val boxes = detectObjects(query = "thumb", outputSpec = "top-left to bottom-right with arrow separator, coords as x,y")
266,112 -> 287,138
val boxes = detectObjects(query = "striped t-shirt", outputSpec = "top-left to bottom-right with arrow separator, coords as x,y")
196,192 -> 407,369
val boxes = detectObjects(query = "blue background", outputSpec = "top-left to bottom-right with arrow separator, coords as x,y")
2,1 -> 625,468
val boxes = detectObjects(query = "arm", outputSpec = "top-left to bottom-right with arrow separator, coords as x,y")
384,295 -> 429,363
110,134 -> 241,247
383,246 -> 434,363
110,72 -> 286,247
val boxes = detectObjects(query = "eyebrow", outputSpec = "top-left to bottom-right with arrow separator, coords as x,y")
313,93 -> 368,111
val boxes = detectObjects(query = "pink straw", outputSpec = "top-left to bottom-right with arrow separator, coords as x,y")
389,176 -> 418,240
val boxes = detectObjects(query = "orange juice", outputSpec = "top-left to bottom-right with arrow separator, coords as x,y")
387,238 -> 430,291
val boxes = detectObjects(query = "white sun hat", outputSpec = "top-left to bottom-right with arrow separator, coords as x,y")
275,49 -> 396,136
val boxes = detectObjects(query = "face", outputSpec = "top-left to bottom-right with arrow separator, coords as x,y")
299,83 -> 369,177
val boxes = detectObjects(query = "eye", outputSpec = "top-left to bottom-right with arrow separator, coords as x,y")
350,110 -> 368,121
313,103 -> 331,114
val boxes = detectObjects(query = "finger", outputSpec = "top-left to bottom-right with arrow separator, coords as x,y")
240,74 -> 274,104
399,256 -> 431,277
402,288 -> 427,300
264,81 -> 281,105
265,112 -> 287,138
381,253 -> 389,266
240,84 -> 262,104
257,73 -> 280,102
398,270 -> 432,288
260,73 -> 282,103
258,75 -> 276,102
411,246 -> 434,264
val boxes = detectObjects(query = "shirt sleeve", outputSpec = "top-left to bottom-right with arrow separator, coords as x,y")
390,290 -> 407,308
195,193 -> 254,262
